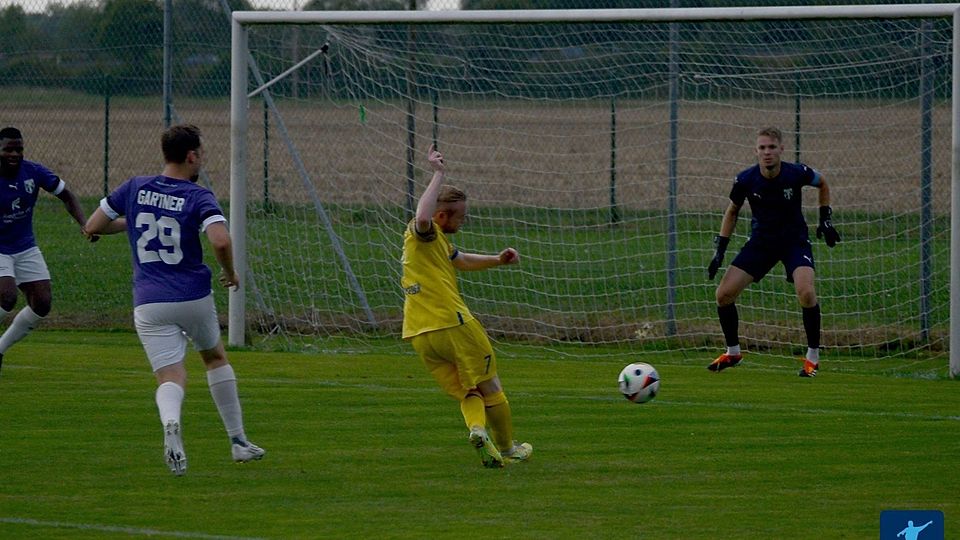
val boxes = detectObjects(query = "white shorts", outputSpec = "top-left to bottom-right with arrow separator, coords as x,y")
0,247 -> 51,285
133,294 -> 222,371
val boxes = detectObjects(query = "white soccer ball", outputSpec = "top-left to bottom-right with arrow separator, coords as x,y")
618,362 -> 660,404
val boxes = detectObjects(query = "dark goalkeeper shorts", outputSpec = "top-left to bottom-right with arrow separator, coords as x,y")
730,237 -> 815,283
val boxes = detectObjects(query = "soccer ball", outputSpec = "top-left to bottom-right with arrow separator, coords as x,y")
618,362 -> 660,404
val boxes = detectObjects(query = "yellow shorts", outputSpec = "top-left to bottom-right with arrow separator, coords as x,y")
410,318 -> 497,401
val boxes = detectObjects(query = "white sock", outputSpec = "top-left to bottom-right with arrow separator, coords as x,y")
726,345 -> 741,356
207,364 -> 246,440
155,381 -> 184,426
806,348 -> 820,364
0,306 -> 41,354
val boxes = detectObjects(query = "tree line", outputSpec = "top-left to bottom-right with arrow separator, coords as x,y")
0,0 -> 951,98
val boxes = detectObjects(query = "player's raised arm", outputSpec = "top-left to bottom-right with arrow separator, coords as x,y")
415,144 -> 445,234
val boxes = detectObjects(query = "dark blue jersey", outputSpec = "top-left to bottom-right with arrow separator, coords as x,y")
0,160 -> 65,254
729,162 -> 821,243
101,175 -> 225,307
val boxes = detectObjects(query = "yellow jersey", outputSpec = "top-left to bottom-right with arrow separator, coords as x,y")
401,219 -> 473,339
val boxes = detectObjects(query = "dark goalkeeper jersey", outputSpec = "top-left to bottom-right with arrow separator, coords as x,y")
729,161 -> 822,243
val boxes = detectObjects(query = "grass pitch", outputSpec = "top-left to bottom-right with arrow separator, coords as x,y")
0,331 -> 956,539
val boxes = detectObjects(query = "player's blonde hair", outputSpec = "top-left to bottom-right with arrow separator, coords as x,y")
437,185 -> 466,205
757,126 -> 783,143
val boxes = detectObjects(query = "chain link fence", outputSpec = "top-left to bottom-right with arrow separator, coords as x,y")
0,0 -> 950,341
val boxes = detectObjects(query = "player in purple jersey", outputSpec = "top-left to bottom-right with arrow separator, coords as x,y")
0,127 -> 90,375
84,124 -> 264,476
706,126 -> 841,378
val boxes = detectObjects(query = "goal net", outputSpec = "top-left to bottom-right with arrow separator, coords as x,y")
231,7 -> 957,375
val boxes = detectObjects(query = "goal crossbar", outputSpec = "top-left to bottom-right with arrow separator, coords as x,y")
233,5 -> 960,25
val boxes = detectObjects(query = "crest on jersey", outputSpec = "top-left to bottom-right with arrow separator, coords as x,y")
783,188 -> 793,200
24,179 -> 34,194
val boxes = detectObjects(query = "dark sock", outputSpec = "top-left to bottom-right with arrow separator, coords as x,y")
802,304 -> 821,350
718,303 -> 739,348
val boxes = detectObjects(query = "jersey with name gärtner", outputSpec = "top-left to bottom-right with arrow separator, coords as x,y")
0,160 -> 65,254
729,161 -> 821,243
101,175 -> 225,306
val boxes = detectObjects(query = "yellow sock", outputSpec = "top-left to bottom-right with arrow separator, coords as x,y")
483,391 -> 513,450
459,392 -> 486,430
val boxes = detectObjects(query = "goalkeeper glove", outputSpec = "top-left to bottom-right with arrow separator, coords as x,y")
707,235 -> 729,280
816,206 -> 841,248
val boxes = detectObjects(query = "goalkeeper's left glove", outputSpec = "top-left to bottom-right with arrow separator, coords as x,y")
816,205 -> 841,248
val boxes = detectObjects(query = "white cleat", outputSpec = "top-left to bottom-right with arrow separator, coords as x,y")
231,438 -> 265,463
163,421 -> 187,476
502,441 -> 533,464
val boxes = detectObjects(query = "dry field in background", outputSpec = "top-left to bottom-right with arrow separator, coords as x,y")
5,95 -> 952,215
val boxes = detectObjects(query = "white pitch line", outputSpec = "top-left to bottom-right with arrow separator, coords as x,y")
0,517 -> 266,540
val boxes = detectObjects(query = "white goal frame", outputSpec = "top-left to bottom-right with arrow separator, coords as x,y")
230,5 -> 960,377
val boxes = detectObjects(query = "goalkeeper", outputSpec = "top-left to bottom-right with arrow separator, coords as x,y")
401,144 -> 532,468
706,126 -> 840,378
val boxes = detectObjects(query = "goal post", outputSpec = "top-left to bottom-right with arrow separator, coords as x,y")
230,5 -> 960,377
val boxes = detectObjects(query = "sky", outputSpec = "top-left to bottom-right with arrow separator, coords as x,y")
8,0 -> 457,13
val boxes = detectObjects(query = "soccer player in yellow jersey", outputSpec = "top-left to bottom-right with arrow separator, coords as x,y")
402,144 -> 532,469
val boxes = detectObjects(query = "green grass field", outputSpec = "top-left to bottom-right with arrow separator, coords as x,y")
0,331 -> 956,539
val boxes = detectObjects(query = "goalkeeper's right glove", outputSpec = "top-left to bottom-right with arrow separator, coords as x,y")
707,235 -> 729,280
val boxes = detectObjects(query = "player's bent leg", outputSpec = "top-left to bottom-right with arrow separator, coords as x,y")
480,388 -> 534,465
199,347 -> 265,463
460,390 -> 486,431
0,280 -> 49,361
478,386 -> 512,449
710,266 -> 753,371
792,266 -> 821,377
154,363 -> 188,475
19,279 -> 52,317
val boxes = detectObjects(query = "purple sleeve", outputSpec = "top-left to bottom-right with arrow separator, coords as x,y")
105,179 -> 133,217
35,163 -> 62,192
195,189 -> 224,223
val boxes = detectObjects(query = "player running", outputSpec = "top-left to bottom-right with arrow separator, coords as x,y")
402,144 -> 532,468
0,127 -> 90,374
84,124 -> 264,475
706,126 -> 841,377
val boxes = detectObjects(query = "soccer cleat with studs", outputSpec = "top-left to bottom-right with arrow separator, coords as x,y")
231,438 -> 266,463
468,427 -> 504,469
707,353 -> 742,372
798,359 -> 819,378
502,442 -> 533,464
163,420 -> 187,476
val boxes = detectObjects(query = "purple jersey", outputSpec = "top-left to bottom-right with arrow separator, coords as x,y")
0,160 -> 65,254
729,161 -> 821,243
101,175 -> 225,306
